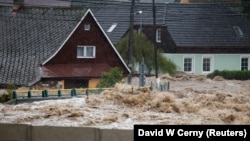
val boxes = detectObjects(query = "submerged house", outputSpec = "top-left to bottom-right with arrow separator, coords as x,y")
1,2 -> 249,89
92,2 -> 250,75
0,6 -> 130,88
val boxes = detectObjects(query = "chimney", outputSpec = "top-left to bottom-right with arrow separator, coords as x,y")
12,0 -> 24,14
181,0 -> 189,4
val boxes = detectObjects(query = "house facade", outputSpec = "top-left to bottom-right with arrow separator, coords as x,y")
165,54 -> 250,74
40,9 -> 130,89
0,6 -> 130,89
161,4 -> 250,75
92,2 -> 250,75
1,2 -> 249,90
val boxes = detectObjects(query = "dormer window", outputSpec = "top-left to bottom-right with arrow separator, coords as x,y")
156,28 -> 161,43
233,26 -> 244,37
84,23 -> 90,31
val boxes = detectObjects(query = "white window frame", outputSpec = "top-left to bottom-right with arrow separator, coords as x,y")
241,56 -> 250,71
183,56 -> 195,73
202,55 -> 213,74
156,28 -> 161,43
77,45 -> 96,58
84,23 -> 90,31
233,26 -> 244,37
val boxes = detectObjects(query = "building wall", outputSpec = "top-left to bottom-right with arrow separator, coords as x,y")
45,13 -> 126,71
40,12 -> 129,88
141,26 -> 176,53
32,79 -> 100,89
89,79 -> 99,88
164,53 -> 250,75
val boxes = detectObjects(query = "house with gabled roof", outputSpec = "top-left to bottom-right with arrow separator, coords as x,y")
92,2 -> 250,75
0,6 -> 130,89
161,3 -> 250,74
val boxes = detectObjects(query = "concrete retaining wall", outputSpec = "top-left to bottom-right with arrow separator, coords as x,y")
100,128 -> 133,141
0,123 -> 133,141
0,123 -> 30,141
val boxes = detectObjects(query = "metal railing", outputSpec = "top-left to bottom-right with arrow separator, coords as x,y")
7,82 -> 169,105
12,88 -> 113,99
7,88 -> 113,105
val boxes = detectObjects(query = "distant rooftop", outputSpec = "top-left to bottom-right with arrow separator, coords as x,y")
0,0 -> 71,7
93,3 -> 250,46
0,6 -> 86,86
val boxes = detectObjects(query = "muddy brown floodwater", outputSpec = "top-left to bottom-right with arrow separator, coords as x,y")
0,74 -> 250,129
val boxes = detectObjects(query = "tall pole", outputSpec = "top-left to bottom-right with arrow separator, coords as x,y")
139,10 -> 143,33
153,0 -> 158,78
128,0 -> 135,84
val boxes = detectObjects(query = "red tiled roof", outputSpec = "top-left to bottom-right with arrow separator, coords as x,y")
40,63 -> 111,78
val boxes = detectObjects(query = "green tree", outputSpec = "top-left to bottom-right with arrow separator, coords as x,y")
115,30 -> 176,75
97,67 -> 123,88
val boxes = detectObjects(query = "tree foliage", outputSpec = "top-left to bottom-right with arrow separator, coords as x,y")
97,67 -> 123,88
0,83 -> 16,103
115,30 -> 176,75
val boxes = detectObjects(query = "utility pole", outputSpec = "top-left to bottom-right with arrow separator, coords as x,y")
153,0 -> 158,78
128,0 -> 135,84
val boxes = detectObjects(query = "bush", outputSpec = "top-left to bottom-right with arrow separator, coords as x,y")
97,67 -> 124,88
7,83 -> 16,99
0,83 -> 16,103
207,70 -> 250,80
0,94 -> 10,103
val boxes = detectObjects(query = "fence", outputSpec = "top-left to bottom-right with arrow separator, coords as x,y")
7,81 -> 170,105
7,88 -> 112,105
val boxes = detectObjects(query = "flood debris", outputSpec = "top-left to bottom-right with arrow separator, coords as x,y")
0,76 -> 250,129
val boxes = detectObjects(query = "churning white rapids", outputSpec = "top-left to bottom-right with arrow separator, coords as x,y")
0,75 -> 250,129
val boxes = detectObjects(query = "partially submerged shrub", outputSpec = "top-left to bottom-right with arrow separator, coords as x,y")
97,67 -> 123,88
0,83 -> 16,103
207,70 -> 250,80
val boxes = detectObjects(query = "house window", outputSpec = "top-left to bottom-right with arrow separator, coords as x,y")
202,56 -> 213,73
84,23 -> 90,31
156,28 -> 161,43
184,57 -> 193,72
233,26 -> 244,37
77,46 -> 95,58
241,57 -> 249,70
